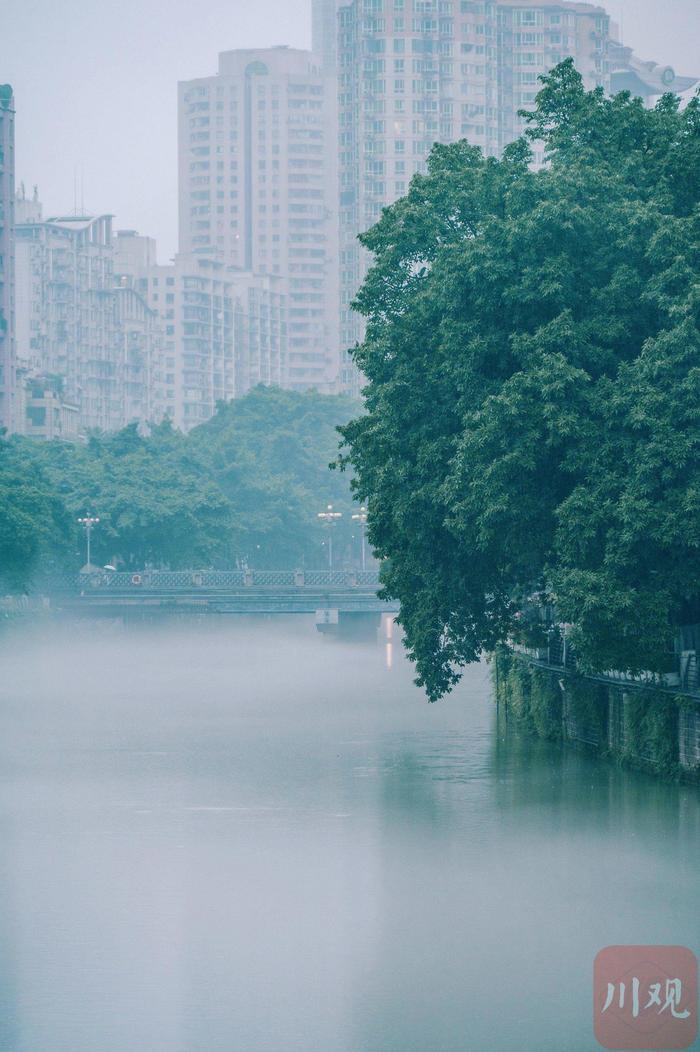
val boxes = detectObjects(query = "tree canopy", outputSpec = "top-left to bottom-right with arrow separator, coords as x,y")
0,436 -> 72,591
0,387 -> 360,590
340,61 -> 700,699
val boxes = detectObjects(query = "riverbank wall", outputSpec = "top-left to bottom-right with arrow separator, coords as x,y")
492,648 -> 700,783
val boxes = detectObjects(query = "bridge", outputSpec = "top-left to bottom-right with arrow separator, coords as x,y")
42,569 -> 398,634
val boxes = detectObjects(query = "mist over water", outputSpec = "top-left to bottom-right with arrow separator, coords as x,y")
0,617 -> 698,1052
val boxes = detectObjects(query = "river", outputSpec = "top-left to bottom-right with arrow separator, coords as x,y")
0,616 -> 697,1051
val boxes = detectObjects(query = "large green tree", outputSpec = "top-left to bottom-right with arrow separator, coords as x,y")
340,61 -> 700,698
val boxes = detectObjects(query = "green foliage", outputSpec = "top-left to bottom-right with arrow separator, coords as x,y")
529,668 -> 562,741
0,388 -> 360,583
491,646 -> 513,707
622,691 -> 679,773
566,676 -> 608,743
190,387 -> 360,568
492,653 -> 562,740
340,60 -> 700,698
0,434 -> 72,591
507,662 -> 531,726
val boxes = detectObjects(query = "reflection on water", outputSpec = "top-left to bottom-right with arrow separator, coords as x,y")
0,616 -> 698,1052
383,614 -> 394,670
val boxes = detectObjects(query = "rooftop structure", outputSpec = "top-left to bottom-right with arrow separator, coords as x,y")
609,40 -> 698,104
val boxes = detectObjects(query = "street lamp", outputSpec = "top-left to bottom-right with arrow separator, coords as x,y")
351,505 -> 368,571
317,504 -> 342,570
77,515 -> 100,571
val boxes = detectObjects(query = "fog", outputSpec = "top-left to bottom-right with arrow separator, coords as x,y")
2,0 -> 698,260
0,617 -> 697,1051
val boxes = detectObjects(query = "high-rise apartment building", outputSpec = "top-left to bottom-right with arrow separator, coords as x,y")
0,85 -> 16,432
13,200 -> 164,438
115,231 -> 287,431
335,0 -> 612,388
178,47 -> 339,391
14,206 -> 125,432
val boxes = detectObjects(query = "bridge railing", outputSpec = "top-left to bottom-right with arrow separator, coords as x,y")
303,570 -> 351,587
251,570 -> 297,586
200,570 -> 246,587
357,571 -> 384,587
33,569 -> 383,593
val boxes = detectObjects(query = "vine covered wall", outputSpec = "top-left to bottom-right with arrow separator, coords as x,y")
491,649 -> 699,783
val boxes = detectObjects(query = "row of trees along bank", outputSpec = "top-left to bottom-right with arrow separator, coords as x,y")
0,387 -> 360,591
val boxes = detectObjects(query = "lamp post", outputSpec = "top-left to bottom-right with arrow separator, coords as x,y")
77,515 -> 100,571
317,504 -> 342,570
351,505 -> 368,571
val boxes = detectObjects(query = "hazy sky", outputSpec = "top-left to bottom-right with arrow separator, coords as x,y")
2,0 -> 698,261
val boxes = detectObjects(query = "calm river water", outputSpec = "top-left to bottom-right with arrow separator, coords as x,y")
0,616 -> 698,1052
